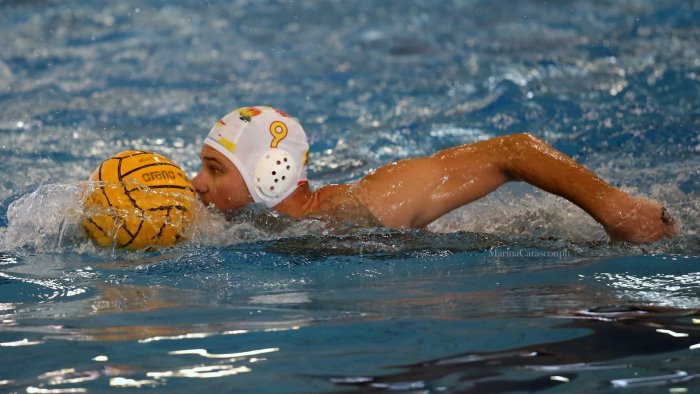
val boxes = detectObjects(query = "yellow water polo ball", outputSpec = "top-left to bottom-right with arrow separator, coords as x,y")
82,150 -> 196,250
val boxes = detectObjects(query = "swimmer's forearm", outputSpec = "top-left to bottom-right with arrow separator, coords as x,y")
458,133 -> 673,243
498,133 -> 620,228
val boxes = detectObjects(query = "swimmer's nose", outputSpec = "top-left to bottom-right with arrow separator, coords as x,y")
191,172 -> 208,195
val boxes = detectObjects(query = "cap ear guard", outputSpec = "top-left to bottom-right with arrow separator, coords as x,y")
253,149 -> 299,200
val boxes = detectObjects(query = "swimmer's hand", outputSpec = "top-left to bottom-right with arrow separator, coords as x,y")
602,194 -> 677,244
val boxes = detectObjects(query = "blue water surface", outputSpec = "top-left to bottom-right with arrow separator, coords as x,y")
1,0 -> 699,392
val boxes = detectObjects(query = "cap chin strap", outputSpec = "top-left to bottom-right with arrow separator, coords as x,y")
253,149 -> 299,203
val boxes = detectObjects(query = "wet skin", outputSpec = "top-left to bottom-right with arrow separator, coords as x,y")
192,146 -> 254,211
193,134 -> 676,244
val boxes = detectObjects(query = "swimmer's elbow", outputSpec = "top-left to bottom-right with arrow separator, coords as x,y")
506,132 -> 541,147
499,132 -> 546,180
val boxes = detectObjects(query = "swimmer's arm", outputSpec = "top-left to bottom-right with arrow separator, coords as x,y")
354,133 -> 674,243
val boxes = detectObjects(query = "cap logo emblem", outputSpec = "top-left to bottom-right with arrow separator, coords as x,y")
269,121 -> 289,148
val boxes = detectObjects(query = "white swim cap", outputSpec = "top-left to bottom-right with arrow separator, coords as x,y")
204,106 -> 309,207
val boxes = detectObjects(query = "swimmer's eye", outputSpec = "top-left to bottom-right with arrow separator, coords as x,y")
208,165 -> 223,175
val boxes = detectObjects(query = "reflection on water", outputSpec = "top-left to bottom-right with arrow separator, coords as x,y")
1,243 -> 699,392
330,306 -> 700,393
92,284 -> 198,313
597,269 -> 700,308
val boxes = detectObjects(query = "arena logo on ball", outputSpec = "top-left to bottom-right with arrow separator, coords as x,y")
142,170 -> 177,182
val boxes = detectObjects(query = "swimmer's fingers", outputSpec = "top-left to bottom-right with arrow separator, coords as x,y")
661,207 -> 673,225
639,206 -> 677,243
660,206 -> 678,237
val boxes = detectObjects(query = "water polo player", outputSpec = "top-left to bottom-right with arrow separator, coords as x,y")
193,106 -> 676,244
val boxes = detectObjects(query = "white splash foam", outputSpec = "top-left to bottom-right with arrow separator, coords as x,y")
0,183 -> 87,252
428,183 -> 607,241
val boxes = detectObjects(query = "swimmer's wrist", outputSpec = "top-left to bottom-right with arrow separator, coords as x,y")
595,187 -> 633,230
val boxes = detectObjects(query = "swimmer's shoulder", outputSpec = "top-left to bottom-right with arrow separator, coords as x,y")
308,184 -> 382,227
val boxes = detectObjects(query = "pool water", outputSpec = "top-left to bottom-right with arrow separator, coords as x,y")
1,0 -> 699,392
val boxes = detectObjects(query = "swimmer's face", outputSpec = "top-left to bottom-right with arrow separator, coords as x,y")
192,145 -> 254,211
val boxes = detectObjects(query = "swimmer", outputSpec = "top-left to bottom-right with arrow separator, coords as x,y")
193,106 -> 676,244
